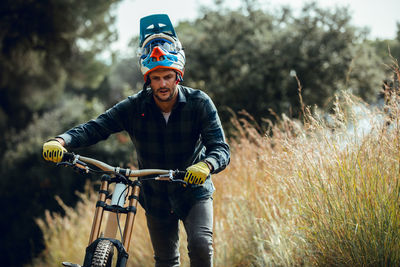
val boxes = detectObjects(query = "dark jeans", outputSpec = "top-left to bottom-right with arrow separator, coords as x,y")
146,198 -> 213,267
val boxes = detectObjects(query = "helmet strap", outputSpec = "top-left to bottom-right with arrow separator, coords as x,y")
176,73 -> 183,83
143,76 -> 151,91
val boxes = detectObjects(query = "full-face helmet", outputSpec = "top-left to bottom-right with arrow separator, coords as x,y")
138,14 -> 185,82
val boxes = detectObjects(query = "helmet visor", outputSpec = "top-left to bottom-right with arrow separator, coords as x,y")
138,38 -> 179,59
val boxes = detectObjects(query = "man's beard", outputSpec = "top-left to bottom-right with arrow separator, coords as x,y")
153,87 -> 176,102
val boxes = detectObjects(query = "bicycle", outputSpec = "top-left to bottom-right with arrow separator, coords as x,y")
52,152 -> 186,267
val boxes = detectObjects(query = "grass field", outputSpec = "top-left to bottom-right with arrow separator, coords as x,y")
30,66 -> 400,266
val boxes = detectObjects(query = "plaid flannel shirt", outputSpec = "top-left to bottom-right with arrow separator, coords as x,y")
58,86 -> 230,219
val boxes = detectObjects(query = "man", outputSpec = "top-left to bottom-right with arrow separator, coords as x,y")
42,14 -> 230,267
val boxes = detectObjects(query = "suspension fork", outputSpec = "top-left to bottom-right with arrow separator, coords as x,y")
87,176 -> 141,252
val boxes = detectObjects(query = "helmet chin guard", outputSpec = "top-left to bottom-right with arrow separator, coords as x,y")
138,14 -> 185,81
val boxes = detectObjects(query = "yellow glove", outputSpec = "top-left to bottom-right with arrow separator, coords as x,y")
42,140 -> 67,163
184,161 -> 211,185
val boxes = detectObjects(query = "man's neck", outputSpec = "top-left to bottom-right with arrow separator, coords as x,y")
154,90 -> 179,113
155,100 -> 175,113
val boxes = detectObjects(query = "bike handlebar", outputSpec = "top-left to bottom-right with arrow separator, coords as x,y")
59,152 -> 186,183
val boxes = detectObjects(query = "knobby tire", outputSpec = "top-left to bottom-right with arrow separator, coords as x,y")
91,240 -> 114,267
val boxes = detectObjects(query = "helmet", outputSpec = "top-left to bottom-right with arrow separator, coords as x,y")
138,14 -> 185,82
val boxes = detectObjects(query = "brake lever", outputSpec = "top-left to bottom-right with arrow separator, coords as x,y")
157,170 -> 188,186
171,170 -> 188,186
56,161 -> 74,167
170,177 -> 188,186
56,159 -> 89,174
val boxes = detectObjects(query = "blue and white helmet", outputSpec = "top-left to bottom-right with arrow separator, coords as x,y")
138,14 -> 185,82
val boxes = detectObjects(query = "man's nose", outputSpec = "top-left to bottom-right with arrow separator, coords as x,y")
160,78 -> 167,86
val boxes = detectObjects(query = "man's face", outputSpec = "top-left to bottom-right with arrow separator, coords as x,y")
149,69 -> 178,103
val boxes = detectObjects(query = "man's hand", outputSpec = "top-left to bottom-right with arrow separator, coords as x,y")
42,139 -> 67,163
184,161 -> 211,185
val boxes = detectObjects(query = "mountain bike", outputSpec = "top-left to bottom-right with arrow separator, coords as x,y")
53,152 -> 186,267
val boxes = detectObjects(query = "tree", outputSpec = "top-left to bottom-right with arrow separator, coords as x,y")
371,22 -> 400,64
0,0 -> 121,152
181,1 -> 384,129
0,0 -> 122,265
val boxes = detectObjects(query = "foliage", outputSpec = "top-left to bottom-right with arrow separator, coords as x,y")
180,1 -> 385,129
0,0 -> 121,151
107,52 -> 144,104
0,0 -> 123,265
0,95 -> 134,266
371,22 -> 400,62
290,66 -> 400,265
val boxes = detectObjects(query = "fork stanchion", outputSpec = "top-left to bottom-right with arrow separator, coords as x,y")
122,180 -> 141,251
88,176 -> 109,245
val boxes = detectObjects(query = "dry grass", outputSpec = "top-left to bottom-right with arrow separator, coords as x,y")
30,65 -> 400,266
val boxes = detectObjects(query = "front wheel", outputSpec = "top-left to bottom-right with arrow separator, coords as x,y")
91,240 -> 114,267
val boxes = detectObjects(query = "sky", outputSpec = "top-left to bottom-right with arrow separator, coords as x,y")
113,0 -> 400,52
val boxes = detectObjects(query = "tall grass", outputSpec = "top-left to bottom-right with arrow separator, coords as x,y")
31,65 -> 400,266
289,94 -> 400,266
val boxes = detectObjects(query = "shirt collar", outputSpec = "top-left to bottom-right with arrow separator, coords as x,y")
176,86 -> 187,104
143,85 -> 187,106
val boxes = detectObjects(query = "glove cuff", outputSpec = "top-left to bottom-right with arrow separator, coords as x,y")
203,160 -> 214,172
46,138 -> 60,143
46,138 -> 66,147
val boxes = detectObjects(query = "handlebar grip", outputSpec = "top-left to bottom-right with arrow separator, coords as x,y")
174,170 -> 187,180
62,152 -> 75,161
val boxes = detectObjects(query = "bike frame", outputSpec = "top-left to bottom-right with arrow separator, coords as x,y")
59,153 -> 184,267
